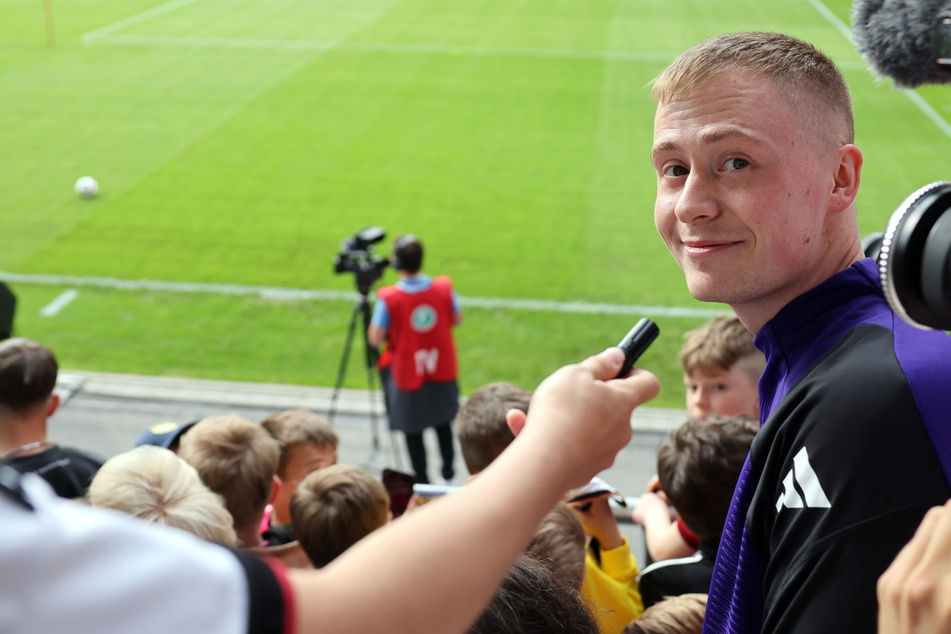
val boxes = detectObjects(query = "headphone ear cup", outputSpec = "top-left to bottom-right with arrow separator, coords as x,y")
393,234 -> 416,271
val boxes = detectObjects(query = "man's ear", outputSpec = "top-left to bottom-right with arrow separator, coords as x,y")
269,475 -> 282,505
829,144 -> 863,213
46,393 -> 60,418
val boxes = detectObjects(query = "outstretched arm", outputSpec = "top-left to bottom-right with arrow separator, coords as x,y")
290,348 -> 659,634
632,491 -> 695,562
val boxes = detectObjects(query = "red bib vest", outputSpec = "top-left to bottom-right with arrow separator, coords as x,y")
377,276 -> 458,391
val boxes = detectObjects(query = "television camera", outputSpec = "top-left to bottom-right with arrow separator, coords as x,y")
333,226 -> 390,296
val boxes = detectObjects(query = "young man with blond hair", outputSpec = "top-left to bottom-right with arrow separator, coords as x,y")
651,32 -> 951,632
178,414 -> 281,548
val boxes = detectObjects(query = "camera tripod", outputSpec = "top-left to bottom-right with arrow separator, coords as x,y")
327,289 -> 393,467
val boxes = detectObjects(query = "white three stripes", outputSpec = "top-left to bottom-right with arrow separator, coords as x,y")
776,447 -> 832,512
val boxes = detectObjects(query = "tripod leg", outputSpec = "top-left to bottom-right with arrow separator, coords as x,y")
359,294 -> 383,465
328,300 -> 362,424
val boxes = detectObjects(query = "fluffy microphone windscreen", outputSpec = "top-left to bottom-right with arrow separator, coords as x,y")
852,0 -> 951,88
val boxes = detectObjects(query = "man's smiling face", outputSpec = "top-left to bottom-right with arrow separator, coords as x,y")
652,72 -> 842,322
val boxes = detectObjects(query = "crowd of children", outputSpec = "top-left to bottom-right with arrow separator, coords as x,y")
1,302 -> 946,633
0,318 -> 749,631
0,314 -> 755,633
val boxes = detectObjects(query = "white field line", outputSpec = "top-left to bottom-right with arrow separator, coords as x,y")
902,91 -> 951,139
803,0 -> 851,40
0,272 -> 718,319
82,34 -> 677,63
806,0 -> 951,140
81,32 -> 875,69
40,289 -> 80,317
82,0 -> 198,40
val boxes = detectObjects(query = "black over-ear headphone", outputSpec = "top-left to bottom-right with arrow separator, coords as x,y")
393,234 -> 418,271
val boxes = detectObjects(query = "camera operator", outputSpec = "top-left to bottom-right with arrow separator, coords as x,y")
367,235 -> 462,485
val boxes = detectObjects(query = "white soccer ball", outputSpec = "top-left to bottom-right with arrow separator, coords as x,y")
75,176 -> 99,198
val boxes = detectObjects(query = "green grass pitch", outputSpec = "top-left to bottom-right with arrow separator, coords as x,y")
1,0 -> 949,407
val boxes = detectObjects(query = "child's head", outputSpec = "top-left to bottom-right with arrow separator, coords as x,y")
622,593 -> 707,634
525,502 -> 587,593
290,464 -> 390,567
261,409 -> 339,525
678,315 -> 763,420
457,382 -> 530,474
0,338 -> 58,414
178,415 -> 281,535
657,415 -> 758,542
469,554 -> 599,634
89,445 -> 237,546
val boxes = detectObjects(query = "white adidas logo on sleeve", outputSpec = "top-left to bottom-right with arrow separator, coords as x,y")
776,446 -> 832,512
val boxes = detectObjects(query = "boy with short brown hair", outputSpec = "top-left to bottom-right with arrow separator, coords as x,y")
261,408 -> 338,527
290,463 -> 390,567
636,416 -> 758,608
456,382 -> 529,475
525,502 -> 587,593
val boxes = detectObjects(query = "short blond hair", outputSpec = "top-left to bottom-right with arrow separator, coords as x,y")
623,594 -> 707,634
178,415 -> 280,530
679,315 -> 764,387
261,409 -> 339,476
291,464 -> 390,567
89,445 -> 237,546
652,32 -> 854,144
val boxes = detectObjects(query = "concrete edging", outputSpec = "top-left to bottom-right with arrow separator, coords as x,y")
57,370 -> 687,433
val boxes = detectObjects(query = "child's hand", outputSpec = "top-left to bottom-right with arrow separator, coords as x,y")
631,491 -> 670,526
645,475 -> 669,504
569,494 -> 625,550
878,499 -> 951,634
